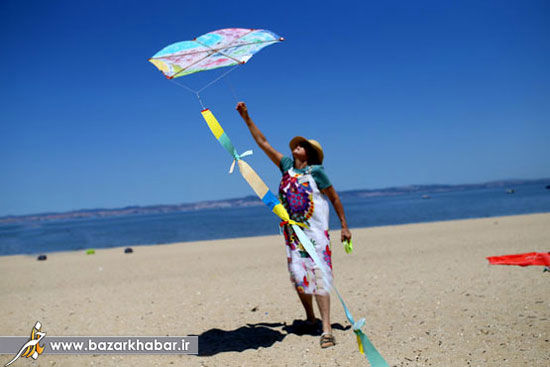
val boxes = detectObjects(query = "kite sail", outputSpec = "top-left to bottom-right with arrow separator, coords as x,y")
150,29 -> 389,366
149,28 -> 283,79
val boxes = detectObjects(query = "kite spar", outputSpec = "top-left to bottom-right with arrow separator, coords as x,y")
149,28 -> 388,366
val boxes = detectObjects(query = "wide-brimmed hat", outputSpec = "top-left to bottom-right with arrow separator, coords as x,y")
289,136 -> 324,165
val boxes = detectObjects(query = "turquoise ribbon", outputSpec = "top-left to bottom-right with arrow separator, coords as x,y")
216,133 -> 253,173
229,150 -> 253,174
218,132 -> 237,157
334,288 -> 389,367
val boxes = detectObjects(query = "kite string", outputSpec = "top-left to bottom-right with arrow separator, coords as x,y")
168,64 -> 241,110
197,64 -> 241,94
169,79 -> 206,109
195,92 -> 206,110
168,78 -> 197,94
224,75 -> 239,104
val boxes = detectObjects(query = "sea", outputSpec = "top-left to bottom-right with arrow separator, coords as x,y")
1,183 -> 549,256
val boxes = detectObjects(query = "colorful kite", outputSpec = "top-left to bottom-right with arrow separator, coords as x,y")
150,28 -> 388,366
149,28 -> 282,79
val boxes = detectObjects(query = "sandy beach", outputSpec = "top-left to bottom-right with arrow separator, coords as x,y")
1,213 -> 549,366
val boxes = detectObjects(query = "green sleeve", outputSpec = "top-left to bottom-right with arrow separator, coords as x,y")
279,156 -> 293,173
311,165 -> 332,190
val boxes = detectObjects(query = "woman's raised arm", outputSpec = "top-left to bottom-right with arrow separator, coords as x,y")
236,102 -> 283,167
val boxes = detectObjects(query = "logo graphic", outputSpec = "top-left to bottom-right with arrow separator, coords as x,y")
5,322 -> 45,366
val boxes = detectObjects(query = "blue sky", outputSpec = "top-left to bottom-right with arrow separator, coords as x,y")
1,1 -> 549,216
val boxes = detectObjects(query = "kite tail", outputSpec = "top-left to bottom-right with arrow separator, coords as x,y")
292,224 -> 389,367
333,287 -> 389,367
199,108 -> 387,365
200,109 -> 296,224
236,160 -> 306,228
201,108 -> 252,173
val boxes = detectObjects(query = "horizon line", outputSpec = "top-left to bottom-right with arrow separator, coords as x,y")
2,177 -> 549,220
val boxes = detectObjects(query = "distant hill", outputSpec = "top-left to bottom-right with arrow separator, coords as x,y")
339,178 -> 550,199
2,178 -> 549,224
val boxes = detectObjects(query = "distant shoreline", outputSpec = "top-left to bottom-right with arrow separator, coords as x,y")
3,213 -> 550,258
2,178 -> 549,224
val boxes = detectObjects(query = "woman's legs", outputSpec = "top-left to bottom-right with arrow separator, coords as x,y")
315,294 -> 332,335
297,290 -> 316,322
297,290 -> 334,347
296,289 -> 332,334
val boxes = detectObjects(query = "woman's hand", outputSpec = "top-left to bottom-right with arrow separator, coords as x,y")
322,186 -> 351,242
235,101 -> 283,167
236,102 -> 249,120
341,227 -> 352,242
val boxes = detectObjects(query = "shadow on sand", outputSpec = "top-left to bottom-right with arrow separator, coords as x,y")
194,320 -> 350,356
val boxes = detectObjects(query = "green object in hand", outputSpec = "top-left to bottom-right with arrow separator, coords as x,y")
343,239 -> 353,254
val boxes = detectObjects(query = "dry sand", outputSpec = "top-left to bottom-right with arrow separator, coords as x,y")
1,213 -> 549,366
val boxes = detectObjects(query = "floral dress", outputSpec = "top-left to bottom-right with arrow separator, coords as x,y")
279,157 -> 333,295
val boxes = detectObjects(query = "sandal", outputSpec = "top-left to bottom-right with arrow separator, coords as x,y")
320,333 -> 336,348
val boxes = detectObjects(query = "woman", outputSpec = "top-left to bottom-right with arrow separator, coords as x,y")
236,102 -> 351,349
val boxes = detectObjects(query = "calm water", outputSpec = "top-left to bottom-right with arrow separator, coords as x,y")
1,183 -> 549,256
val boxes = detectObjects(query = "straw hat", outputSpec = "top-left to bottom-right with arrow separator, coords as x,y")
289,136 -> 324,165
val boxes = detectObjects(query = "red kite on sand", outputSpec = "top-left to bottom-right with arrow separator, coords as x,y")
487,252 -> 550,272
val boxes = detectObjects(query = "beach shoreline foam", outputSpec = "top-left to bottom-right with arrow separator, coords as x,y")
1,213 -> 549,366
